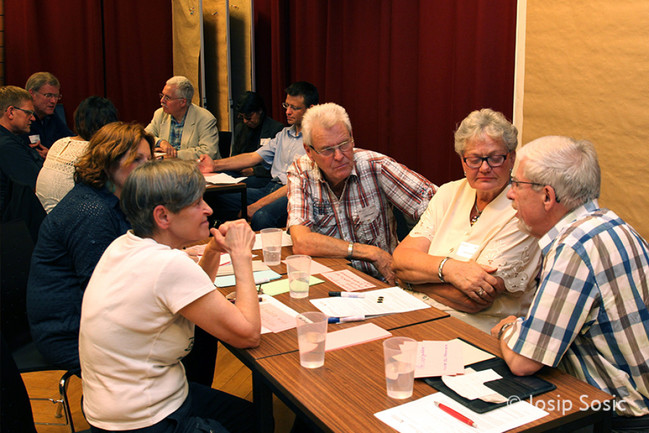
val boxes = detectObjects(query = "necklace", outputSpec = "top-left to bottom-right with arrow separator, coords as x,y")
470,202 -> 483,226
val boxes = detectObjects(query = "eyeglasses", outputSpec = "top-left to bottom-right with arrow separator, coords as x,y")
12,106 -> 36,117
510,177 -> 561,202
462,154 -> 508,169
309,138 -> 354,157
509,177 -> 546,189
35,91 -> 62,101
282,102 -> 305,111
238,113 -> 254,121
159,93 -> 184,102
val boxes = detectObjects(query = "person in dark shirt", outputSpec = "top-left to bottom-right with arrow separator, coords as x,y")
23,72 -> 73,157
231,91 -> 284,188
0,85 -> 42,214
26,122 -> 153,373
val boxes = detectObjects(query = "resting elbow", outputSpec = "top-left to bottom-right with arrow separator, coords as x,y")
508,358 -> 543,377
291,240 -> 309,255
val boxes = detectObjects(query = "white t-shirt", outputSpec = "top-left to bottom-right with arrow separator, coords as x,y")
407,179 -> 542,333
35,137 -> 88,213
79,231 -> 216,430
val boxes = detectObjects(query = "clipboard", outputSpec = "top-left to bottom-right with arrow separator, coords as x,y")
423,348 -> 556,413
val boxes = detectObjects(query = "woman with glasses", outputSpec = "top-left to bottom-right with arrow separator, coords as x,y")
392,109 -> 542,333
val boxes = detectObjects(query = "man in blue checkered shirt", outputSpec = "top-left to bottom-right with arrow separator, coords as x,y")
493,136 -> 649,430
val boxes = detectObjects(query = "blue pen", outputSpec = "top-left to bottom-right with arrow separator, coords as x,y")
328,315 -> 366,324
328,291 -> 365,298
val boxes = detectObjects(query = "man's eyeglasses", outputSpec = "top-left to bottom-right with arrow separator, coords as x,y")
36,91 -> 62,101
309,138 -> 354,157
12,106 -> 36,117
510,177 -> 561,202
282,102 -> 305,111
510,177 -> 546,189
159,93 -> 184,102
462,154 -> 508,169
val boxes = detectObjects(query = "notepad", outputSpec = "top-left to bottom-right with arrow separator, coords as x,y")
324,323 -> 391,352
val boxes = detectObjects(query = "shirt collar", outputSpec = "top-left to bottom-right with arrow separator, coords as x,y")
539,199 -> 600,252
287,124 -> 302,138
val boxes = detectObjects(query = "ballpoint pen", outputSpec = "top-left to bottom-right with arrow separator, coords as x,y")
327,315 -> 367,324
328,291 -> 365,298
434,401 -> 477,428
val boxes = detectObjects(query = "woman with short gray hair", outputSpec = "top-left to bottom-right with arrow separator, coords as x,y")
79,159 -> 259,433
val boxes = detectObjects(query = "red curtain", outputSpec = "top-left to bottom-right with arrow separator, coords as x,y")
5,0 -> 172,127
255,0 -> 517,185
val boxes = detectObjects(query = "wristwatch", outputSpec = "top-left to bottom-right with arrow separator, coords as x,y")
346,242 -> 354,259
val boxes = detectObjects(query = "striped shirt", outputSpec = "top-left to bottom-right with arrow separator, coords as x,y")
508,200 -> 649,416
287,148 -> 436,278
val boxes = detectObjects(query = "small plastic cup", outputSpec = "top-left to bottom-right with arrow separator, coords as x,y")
383,337 -> 417,399
260,228 -> 282,266
296,312 -> 327,368
286,255 -> 312,298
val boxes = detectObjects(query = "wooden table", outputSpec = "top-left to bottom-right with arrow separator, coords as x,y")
247,316 -> 613,433
219,263 -> 448,361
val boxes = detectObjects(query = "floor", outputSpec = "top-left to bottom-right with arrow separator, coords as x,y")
22,343 -> 296,432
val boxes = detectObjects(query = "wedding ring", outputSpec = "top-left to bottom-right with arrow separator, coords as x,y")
477,288 -> 485,297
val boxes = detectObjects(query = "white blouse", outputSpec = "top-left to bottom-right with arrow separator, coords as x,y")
36,137 -> 88,213
407,178 -> 542,333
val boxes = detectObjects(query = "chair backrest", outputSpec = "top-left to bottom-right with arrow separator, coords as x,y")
218,131 -> 232,158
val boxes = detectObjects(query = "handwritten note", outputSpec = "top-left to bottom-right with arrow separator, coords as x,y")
321,269 -> 375,291
412,340 -> 464,378
259,294 -> 299,334
260,302 -> 296,333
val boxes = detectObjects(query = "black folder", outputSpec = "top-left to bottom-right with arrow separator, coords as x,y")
423,353 -> 556,413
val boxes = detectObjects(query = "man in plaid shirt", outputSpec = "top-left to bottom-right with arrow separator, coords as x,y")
287,103 -> 435,283
493,136 -> 649,429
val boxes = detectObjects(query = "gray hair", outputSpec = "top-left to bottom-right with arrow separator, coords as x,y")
302,103 -> 353,147
0,85 -> 31,113
166,76 -> 194,101
454,108 -> 518,156
25,72 -> 60,92
120,159 -> 206,237
517,136 -> 600,211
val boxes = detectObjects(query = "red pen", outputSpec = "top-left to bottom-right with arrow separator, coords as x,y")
434,401 -> 477,428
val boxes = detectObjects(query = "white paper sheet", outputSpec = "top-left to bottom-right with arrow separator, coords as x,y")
321,269 -> 375,291
441,369 -> 504,401
204,173 -> 247,184
414,340 -> 464,378
309,287 -> 430,317
259,294 -> 300,334
375,392 -> 548,433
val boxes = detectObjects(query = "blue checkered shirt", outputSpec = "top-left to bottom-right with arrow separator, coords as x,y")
507,200 -> 649,416
168,114 -> 186,150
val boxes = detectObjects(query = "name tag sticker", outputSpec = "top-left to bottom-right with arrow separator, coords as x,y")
456,242 -> 479,260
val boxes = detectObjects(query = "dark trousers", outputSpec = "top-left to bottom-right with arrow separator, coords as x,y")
90,382 -> 255,433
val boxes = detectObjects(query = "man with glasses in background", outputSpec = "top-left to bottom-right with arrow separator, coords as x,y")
199,81 -> 318,230
23,72 -> 73,158
493,136 -> 649,431
146,76 -> 220,160
0,86 -> 43,213
287,103 -> 435,283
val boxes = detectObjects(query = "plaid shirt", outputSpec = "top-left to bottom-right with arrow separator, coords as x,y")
287,149 -> 436,278
508,200 -> 649,416
168,114 -> 186,150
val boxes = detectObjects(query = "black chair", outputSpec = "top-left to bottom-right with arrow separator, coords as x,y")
218,130 -> 232,158
11,342 -> 77,432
